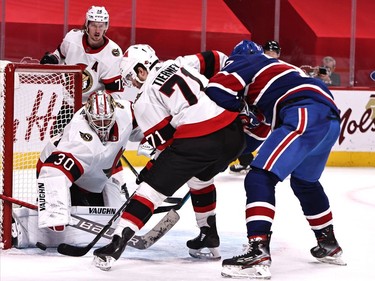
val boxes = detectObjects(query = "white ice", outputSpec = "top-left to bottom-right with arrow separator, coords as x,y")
1,167 -> 374,281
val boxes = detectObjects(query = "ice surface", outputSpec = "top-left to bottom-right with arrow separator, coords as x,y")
1,167 -> 374,281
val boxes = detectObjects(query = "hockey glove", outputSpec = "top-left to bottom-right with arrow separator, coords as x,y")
239,103 -> 261,133
137,141 -> 156,158
40,52 -> 59,64
365,95 -> 375,119
136,160 -> 155,185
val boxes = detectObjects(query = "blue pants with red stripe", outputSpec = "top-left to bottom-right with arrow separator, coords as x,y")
244,99 -> 340,237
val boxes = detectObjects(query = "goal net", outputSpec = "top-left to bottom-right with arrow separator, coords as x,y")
0,61 -> 82,249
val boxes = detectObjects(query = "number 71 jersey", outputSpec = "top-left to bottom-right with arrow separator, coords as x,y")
133,59 -> 238,151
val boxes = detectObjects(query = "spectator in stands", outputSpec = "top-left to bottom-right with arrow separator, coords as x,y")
316,56 -> 341,86
229,40 -> 281,174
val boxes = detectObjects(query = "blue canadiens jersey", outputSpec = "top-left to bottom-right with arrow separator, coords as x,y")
206,53 -> 340,129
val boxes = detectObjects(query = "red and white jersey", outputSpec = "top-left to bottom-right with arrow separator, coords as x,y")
53,29 -> 124,102
37,100 -> 141,193
133,59 -> 238,151
174,50 -> 228,79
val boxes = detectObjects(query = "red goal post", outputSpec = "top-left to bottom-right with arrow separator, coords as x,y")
0,62 -> 82,249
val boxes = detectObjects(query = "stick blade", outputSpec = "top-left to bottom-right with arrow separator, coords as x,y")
57,243 -> 91,257
127,209 -> 180,250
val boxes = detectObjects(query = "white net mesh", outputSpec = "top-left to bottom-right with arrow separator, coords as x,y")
0,62 -> 82,248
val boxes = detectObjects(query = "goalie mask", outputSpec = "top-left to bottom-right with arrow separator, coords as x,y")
121,44 -> 159,86
85,6 -> 109,30
85,91 -> 116,144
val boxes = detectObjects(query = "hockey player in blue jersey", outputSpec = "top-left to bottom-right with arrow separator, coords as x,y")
205,40 -> 346,279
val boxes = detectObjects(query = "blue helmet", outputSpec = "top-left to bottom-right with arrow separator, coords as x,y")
231,40 -> 263,56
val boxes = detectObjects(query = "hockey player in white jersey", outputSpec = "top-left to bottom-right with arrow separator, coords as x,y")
37,91 -> 141,231
40,6 -> 130,194
93,44 -> 246,270
40,6 -> 124,102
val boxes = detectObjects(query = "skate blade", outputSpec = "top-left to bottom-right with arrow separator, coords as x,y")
93,256 -> 116,271
229,170 -> 249,175
189,247 -> 221,260
221,265 -> 271,279
316,256 -> 347,266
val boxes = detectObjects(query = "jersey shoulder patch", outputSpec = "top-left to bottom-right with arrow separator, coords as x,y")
112,48 -> 121,57
79,131 -> 93,142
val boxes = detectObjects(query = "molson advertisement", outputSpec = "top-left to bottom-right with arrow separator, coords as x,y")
329,89 -> 375,166
4,84 -> 375,167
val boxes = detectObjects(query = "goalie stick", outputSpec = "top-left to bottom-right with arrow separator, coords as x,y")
0,194 -> 180,251
56,191 -> 190,256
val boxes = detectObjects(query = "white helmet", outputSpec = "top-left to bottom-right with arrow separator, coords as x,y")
121,44 -> 159,85
85,6 -> 109,29
85,91 -> 116,144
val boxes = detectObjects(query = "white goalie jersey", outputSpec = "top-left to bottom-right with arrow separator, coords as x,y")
12,99 -> 142,248
38,100 -> 139,191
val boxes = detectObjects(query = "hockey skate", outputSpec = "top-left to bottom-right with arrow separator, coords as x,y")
186,215 -> 220,259
310,225 -> 347,266
221,234 -> 272,279
93,227 -> 135,271
229,163 -> 251,174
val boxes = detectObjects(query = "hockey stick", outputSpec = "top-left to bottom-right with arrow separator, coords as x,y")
1,194 -> 179,251
0,194 -> 38,210
154,191 -> 190,214
68,209 -> 179,250
121,154 -> 139,178
57,191 -> 190,256
56,190 -> 136,257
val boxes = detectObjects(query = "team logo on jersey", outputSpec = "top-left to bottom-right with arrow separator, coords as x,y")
80,131 -> 93,142
82,70 -> 94,93
112,48 -> 120,57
